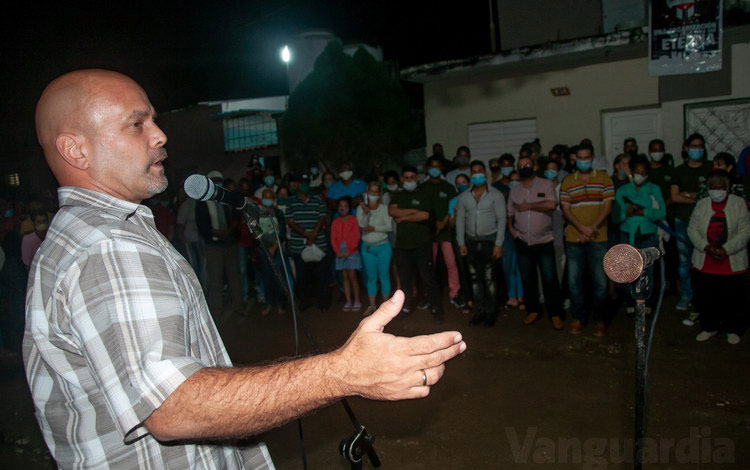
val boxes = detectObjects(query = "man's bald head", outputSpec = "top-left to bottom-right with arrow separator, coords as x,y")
35,69 -> 168,203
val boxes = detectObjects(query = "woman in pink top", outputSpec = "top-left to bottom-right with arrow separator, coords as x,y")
331,197 -> 363,311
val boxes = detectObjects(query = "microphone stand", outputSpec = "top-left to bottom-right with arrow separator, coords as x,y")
630,273 -> 650,470
239,206 -> 381,470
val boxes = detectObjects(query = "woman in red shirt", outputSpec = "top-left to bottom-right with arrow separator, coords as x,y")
331,197 -> 362,311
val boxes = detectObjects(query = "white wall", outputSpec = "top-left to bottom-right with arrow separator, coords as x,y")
423,42 -> 750,162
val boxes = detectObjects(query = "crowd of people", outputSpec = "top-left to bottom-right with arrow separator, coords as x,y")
2,135 -> 749,357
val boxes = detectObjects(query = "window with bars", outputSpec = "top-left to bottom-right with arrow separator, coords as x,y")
223,113 -> 279,152
685,98 -> 750,157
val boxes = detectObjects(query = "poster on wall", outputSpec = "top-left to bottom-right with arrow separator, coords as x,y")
649,0 -> 723,76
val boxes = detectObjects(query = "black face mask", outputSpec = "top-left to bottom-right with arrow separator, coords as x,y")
519,167 -> 535,179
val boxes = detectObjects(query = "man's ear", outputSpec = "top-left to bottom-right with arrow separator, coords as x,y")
55,133 -> 90,171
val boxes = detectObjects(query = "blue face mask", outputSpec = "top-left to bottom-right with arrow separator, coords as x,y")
310,167 -> 319,175
263,175 -> 275,187
544,169 -> 558,180
262,198 -> 275,207
618,169 -> 627,178
457,184 -> 470,193
576,160 -> 592,172
500,167 -> 514,177
509,181 -> 520,189
427,167 -> 442,178
471,173 -> 486,186
687,148 -> 705,161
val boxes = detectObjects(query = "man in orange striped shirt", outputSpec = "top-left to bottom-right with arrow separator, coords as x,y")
559,143 -> 614,337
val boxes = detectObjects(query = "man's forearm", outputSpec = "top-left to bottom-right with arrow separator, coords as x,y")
527,200 -> 556,212
592,201 -> 613,228
399,211 -> 429,222
145,352 -> 347,442
287,220 -> 308,236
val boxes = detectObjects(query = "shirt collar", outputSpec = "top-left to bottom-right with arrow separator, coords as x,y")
58,187 -> 153,221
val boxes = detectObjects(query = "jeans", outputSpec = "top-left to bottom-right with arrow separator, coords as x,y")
501,234 -> 524,299
432,241 -> 460,298
674,218 -> 693,303
566,241 -> 608,324
205,243 -> 243,317
516,240 -> 563,318
452,237 -> 472,302
258,249 -> 289,307
238,246 -> 251,300
394,245 -> 443,315
292,252 -> 329,310
466,238 -> 498,320
361,242 -> 392,297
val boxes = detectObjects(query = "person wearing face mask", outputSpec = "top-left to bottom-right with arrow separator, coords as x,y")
508,156 -> 564,329
687,170 -> 750,345
309,162 -> 323,189
492,155 -> 525,311
331,197 -> 363,312
713,153 -> 748,201
446,146 -> 472,190
544,160 -> 566,287
357,182 -> 394,316
670,133 -> 713,312
21,212 -> 50,271
613,155 -> 667,313
456,161 -> 506,326
389,166 -> 443,320
611,153 -> 632,191
449,174 -> 473,313
327,162 -> 368,210
422,157 -> 461,308
646,139 -> 674,206
254,169 -> 278,198
560,143 -> 614,336
256,188 -> 289,316
489,158 -> 502,183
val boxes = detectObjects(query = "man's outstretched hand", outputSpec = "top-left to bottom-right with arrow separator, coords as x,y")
331,290 -> 466,401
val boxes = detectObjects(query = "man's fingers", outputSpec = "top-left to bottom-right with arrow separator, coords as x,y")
415,364 -> 445,387
416,342 -> 466,370
361,290 -> 405,332
403,331 -> 463,356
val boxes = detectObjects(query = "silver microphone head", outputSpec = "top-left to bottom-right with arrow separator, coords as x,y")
184,174 -> 214,201
603,244 -> 644,284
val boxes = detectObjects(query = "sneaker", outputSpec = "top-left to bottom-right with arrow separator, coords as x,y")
675,298 -> 691,311
343,302 -> 352,312
682,311 -> 700,326
696,330 -> 717,342
569,320 -> 583,335
363,305 -> 376,317
593,322 -> 606,337
352,301 -> 362,312
417,302 -> 430,310
551,316 -> 564,330
727,333 -> 741,345
450,297 -> 466,308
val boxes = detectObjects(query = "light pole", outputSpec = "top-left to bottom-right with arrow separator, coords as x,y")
279,45 -> 291,173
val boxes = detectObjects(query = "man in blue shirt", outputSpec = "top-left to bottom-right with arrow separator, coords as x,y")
327,162 -> 367,208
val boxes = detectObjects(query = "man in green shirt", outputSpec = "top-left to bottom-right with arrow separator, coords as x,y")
389,166 -> 443,320
421,156 -> 461,307
646,138 -> 674,206
670,132 -> 713,311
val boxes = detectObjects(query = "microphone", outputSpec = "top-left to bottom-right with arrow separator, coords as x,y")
603,244 -> 662,284
184,174 -> 248,209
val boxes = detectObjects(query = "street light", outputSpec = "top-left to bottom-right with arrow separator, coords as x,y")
280,45 -> 291,64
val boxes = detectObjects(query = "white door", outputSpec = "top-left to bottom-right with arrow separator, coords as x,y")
603,108 -> 662,166
468,118 -> 537,163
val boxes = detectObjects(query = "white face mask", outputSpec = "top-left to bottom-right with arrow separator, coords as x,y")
367,194 -> 380,203
386,184 -> 398,191
708,189 -> 727,203
339,170 -> 353,180
633,174 -> 648,186
649,152 -> 664,162
403,181 -> 418,191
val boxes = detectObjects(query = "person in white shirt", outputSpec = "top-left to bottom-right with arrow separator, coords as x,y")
357,181 -> 394,316
254,168 -> 278,198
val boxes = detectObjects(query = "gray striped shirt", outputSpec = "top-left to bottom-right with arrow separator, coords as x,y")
23,187 -> 274,470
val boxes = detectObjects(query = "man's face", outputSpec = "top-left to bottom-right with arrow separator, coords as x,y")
433,144 -> 443,155
85,80 -> 168,203
713,159 -> 731,171
402,171 -> 418,183
649,142 -> 664,153
456,150 -> 470,166
624,140 -> 638,154
470,164 -> 485,176
427,159 -> 442,175
576,149 -> 593,163
687,138 -> 705,150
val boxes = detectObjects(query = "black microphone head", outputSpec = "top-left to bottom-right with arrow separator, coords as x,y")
184,174 -> 214,201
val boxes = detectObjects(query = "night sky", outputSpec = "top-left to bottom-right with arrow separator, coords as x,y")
3,1 -> 494,159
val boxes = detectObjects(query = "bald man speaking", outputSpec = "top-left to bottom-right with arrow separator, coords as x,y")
24,69 -> 466,469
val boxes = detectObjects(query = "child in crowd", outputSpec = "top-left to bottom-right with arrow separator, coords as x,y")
331,196 -> 362,311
